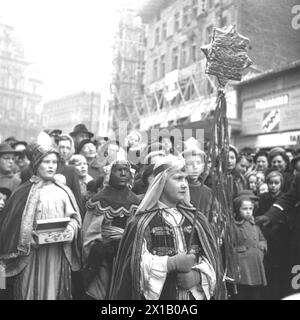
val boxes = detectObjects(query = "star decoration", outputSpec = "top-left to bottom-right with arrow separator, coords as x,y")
201,25 -> 252,87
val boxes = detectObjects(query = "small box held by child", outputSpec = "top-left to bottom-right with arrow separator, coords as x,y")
33,217 -> 72,244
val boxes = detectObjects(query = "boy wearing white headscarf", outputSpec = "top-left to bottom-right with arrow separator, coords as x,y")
109,155 -> 224,300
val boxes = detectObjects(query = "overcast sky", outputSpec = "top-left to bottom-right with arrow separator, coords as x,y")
0,0 -> 143,101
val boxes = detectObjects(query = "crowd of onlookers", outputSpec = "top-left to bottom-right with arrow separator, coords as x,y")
1,122 -> 300,300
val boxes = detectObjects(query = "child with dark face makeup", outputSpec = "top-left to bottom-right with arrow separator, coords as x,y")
82,160 -> 140,300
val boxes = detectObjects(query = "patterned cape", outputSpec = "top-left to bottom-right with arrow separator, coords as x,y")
108,203 -> 226,300
82,185 -> 140,299
0,177 -> 82,275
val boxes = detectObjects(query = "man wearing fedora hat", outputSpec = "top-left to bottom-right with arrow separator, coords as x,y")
0,143 -> 21,192
70,124 -> 94,151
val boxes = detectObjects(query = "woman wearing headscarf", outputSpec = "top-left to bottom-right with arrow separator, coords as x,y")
109,155 -> 224,300
82,160 -> 140,300
0,143 -> 81,300
57,133 -> 75,165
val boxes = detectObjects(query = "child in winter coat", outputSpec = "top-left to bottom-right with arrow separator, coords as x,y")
256,170 -> 289,300
233,191 -> 267,300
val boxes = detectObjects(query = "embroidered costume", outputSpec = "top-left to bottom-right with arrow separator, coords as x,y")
109,155 -> 224,300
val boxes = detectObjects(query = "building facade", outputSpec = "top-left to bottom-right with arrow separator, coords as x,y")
43,91 -> 101,136
0,21 -> 43,142
235,61 -> 300,150
137,0 -> 244,137
135,0 -> 300,143
111,6 -> 146,131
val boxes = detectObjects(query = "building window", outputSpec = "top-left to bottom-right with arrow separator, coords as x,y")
182,6 -> 189,26
192,0 -> 198,17
172,47 -> 179,70
207,0 -> 214,9
160,54 -> 166,78
174,12 -> 180,32
162,22 -> 167,41
206,24 -> 214,43
153,59 -> 158,81
12,77 -> 18,90
155,27 -> 160,45
191,44 -> 197,63
181,41 -> 188,67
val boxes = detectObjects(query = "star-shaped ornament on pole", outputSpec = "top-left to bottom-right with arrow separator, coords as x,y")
201,25 -> 252,87
188,26 -> 253,299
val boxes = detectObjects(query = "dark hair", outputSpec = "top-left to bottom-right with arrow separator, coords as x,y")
291,155 -> 300,171
234,197 -> 255,220
159,135 -> 174,153
237,154 -> 253,165
141,164 -> 155,186
0,187 -> 12,199
285,148 -> 296,156
254,150 -> 269,164
239,147 -> 255,157
233,190 -> 257,219
87,176 -> 103,193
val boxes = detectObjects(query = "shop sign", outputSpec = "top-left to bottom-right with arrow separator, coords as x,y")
255,94 -> 289,110
256,130 -> 300,147
289,132 -> 300,144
